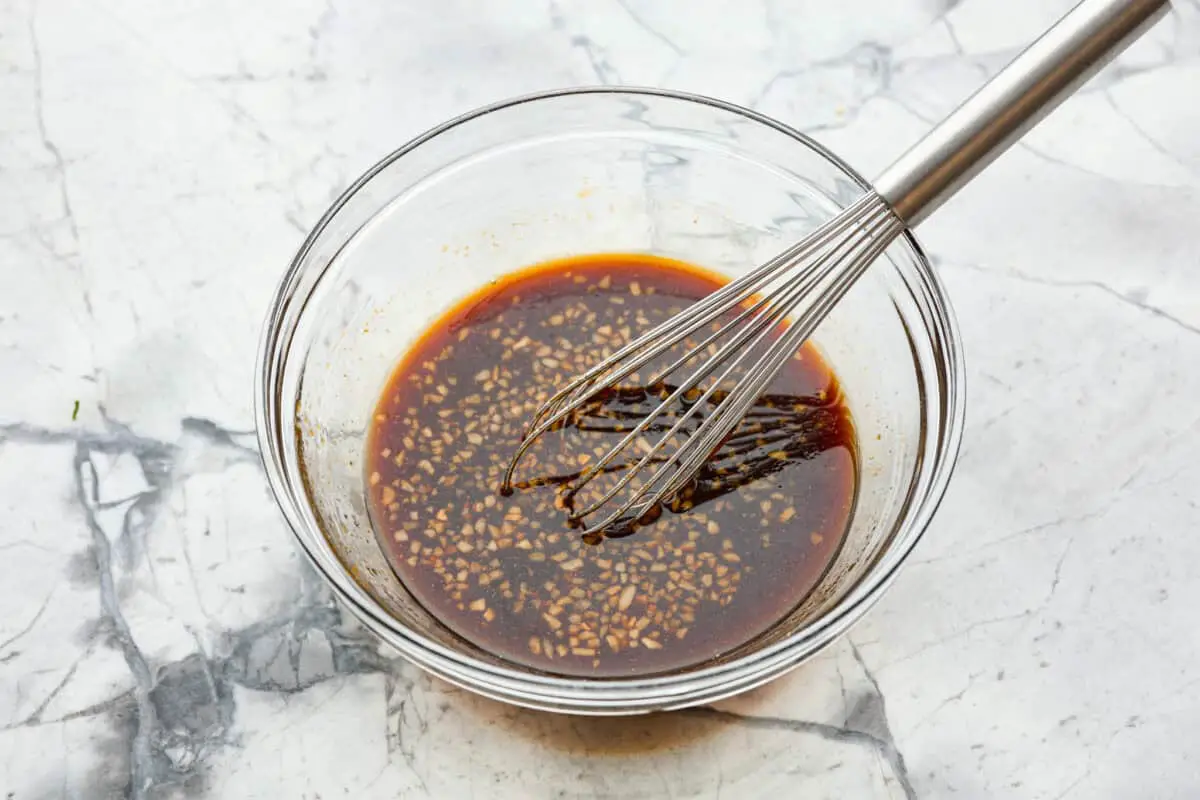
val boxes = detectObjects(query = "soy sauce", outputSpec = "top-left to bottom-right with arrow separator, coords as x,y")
365,254 -> 856,677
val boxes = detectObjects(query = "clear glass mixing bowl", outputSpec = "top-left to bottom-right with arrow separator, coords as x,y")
255,87 -> 965,714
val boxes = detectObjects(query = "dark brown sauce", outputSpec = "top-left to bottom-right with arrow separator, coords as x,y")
365,254 -> 856,677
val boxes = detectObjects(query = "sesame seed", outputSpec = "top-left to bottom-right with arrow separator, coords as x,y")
618,584 -> 637,611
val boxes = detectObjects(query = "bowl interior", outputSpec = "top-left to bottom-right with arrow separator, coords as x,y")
270,90 -> 943,679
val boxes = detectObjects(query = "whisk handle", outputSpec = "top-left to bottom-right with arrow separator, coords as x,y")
874,0 -> 1170,226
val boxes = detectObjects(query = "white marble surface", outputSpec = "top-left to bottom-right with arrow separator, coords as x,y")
2,0 -> 1199,796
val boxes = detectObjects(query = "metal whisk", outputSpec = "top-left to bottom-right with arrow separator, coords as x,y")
502,0 -> 1170,536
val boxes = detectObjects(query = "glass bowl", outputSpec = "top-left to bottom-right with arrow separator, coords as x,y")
255,87 -> 965,715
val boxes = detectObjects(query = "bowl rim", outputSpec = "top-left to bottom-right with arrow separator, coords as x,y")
255,85 -> 966,709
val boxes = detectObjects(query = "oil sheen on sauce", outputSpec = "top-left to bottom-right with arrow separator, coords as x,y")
365,254 -> 857,677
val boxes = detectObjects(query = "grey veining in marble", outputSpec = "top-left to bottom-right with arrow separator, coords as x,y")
2,0 -> 1199,797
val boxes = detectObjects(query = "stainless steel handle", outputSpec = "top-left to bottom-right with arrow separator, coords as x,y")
874,0 -> 1170,226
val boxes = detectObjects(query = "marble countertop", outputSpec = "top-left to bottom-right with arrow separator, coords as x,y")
3,0 -> 1199,796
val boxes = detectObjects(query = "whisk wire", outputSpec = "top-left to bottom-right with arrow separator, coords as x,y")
503,192 -> 904,535
576,197 -> 904,532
